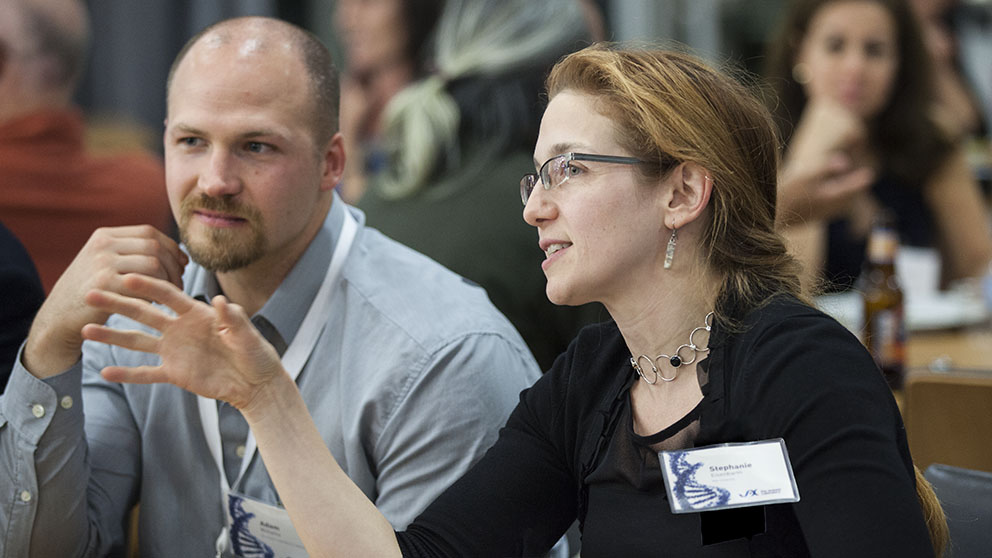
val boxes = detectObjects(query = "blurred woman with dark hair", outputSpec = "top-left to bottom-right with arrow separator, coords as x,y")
764,0 -> 991,292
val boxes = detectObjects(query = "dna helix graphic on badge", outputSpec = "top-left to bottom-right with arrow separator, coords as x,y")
667,451 -> 730,510
229,497 -> 276,558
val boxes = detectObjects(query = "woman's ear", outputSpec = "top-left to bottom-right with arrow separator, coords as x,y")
663,162 -> 713,230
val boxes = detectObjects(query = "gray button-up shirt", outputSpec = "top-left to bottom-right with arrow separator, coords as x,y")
0,196 -> 541,557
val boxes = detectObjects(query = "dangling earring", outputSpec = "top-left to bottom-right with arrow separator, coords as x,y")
792,62 -> 811,85
664,227 -> 677,269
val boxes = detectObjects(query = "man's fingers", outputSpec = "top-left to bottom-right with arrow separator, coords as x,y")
120,274 -> 199,316
212,295 -> 251,331
82,323 -> 161,354
106,253 -> 180,286
94,227 -> 187,287
118,241 -> 186,288
100,364 -> 169,385
157,241 -> 188,288
84,288 -> 173,331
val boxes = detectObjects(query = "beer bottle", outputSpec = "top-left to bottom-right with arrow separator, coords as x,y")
860,211 -> 906,390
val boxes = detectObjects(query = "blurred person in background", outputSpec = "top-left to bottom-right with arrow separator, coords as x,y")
910,0 -> 992,202
910,0 -> 987,141
0,0 -> 173,292
764,0 -> 992,292
334,0 -> 445,202
358,0 -> 604,370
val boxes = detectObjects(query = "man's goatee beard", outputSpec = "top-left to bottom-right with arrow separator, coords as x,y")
178,195 -> 266,272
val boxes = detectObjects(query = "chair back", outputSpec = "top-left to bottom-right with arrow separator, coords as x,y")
924,464 -> 992,558
904,372 -> 992,472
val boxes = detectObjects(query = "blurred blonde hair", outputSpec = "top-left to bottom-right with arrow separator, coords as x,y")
374,0 -> 590,199
915,465 -> 948,557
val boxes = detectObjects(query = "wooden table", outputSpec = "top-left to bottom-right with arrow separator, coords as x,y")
906,327 -> 992,372
817,291 -> 992,470
816,290 -> 992,373
902,325 -> 992,472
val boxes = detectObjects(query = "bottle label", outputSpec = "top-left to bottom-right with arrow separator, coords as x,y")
866,229 -> 898,264
867,306 -> 905,368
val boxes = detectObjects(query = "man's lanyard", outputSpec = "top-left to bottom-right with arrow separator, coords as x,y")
198,209 -> 358,553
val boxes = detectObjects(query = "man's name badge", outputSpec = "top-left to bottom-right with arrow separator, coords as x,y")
225,492 -> 308,558
659,439 -> 800,514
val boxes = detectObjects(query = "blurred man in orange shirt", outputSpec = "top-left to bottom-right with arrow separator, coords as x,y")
0,0 -> 172,292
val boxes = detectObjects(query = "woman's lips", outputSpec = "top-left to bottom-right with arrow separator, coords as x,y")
541,242 -> 572,270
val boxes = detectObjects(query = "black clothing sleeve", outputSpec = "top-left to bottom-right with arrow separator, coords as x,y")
0,222 -> 44,388
720,305 -> 933,555
397,337 -> 590,557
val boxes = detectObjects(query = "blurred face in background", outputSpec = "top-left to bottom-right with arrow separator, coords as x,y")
334,0 -> 409,75
795,0 -> 900,120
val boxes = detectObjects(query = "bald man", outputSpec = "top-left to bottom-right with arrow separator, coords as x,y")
0,0 -> 172,292
0,16 -> 539,557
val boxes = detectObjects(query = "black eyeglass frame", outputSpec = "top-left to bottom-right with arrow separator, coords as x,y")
520,152 -> 646,205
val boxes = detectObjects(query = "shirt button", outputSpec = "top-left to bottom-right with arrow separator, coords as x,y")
31,404 -> 45,418
235,445 -> 246,458
19,490 -> 31,502
60,396 -> 73,410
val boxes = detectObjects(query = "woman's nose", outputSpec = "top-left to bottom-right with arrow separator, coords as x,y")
523,183 -> 557,227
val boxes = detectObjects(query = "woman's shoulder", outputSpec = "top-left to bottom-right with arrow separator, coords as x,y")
739,294 -> 847,338
726,294 -> 884,391
714,296 -> 898,442
726,294 -> 874,377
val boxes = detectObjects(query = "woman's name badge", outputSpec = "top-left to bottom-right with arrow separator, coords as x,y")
224,492 -> 308,557
659,439 -> 800,514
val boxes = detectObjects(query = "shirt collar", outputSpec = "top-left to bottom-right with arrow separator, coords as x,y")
186,192 -> 351,349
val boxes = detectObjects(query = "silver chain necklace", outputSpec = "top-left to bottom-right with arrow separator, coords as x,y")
630,312 -> 714,384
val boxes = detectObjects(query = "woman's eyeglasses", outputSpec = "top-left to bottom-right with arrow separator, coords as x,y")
520,152 -> 645,205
